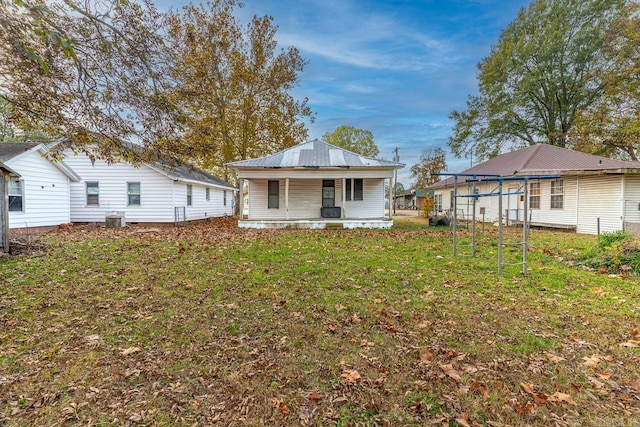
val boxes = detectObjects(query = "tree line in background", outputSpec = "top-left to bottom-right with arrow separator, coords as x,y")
449,0 -> 640,162
2,0 -> 639,189
0,0 -> 313,181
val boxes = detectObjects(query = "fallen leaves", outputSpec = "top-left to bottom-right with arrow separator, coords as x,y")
119,346 -> 141,356
582,354 -> 613,367
341,369 -> 361,384
439,364 -> 461,382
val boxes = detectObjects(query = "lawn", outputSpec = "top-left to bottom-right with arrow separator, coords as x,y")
1,218 -> 638,426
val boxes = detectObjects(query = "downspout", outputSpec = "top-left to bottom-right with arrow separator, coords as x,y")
285,178 -> 290,220
342,178 -> 346,219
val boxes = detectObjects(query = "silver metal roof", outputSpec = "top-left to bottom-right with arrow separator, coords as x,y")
227,139 -> 404,169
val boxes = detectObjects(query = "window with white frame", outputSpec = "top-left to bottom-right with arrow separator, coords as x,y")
206,187 -> 210,201
550,180 -> 563,209
345,178 -> 364,201
529,182 -> 540,209
186,185 -> 192,206
434,194 -> 443,212
8,178 -> 23,212
268,180 -> 279,209
127,182 -> 141,206
223,190 -> 227,206
86,181 -> 99,206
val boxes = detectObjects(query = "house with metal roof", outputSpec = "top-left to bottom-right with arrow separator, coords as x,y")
0,142 -> 81,232
227,139 -> 404,229
60,145 -> 238,225
429,144 -> 640,234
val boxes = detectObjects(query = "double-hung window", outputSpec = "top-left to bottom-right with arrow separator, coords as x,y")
550,180 -> 563,209
86,181 -> 99,206
127,182 -> 141,206
206,188 -> 210,201
345,179 -> 363,201
434,194 -> 443,212
268,180 -> 279,209
8,178 -> 23,212
529,182 -> 540,209
223,190 -> 227,206
186,185 -> 192,206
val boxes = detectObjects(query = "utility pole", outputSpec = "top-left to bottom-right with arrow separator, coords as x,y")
392,147 -> 399,215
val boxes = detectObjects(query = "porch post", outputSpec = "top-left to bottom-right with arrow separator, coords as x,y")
285,178 -> 290,220
238,178 -> 244,219
388,178 -> 392,219
342,178 -> 346,218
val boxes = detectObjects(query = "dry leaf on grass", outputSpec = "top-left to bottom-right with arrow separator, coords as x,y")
548,391 -> 576,405
120,346 -> 141,356
544,352 -> 565,362
629,379 -> 640,392
619,339 -> 639,348
520,382 -> 535,394
440,364 -> 461,382
420,350 -> 433,364
341,369 -> 361,384
470,381 -> 489,398
582,354 -> 613,366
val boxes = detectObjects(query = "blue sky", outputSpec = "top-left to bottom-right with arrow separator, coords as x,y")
156,0 -> 532,186
236,0 -> 531,186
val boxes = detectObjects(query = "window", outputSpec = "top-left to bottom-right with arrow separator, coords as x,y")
529,182 -> 540,209
8,178 -> 23,212
345,179 -> 364,201
223,190 -> 227,206
322,180 -> 335,207
550,180 -> 563,209
434,194 -> 443,212
450,190 -> 455,209
206,188 -> 210,201
186,185 -> 192,206
268,180 -> 279,209
127,182 -> 141,206
86,181 -> 99,206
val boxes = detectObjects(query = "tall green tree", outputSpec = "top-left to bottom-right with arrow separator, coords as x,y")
166,0 -> 313,181
449,0 -> 626,162
570,3 -> 640,160
322,125 -> 379,157
0,0 -> 180,162
410,147 -> 447,189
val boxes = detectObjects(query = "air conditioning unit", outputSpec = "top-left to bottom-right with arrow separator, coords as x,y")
105,211 -> 126,228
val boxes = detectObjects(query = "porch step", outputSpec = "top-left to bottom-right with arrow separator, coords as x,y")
325,223 -> 344,230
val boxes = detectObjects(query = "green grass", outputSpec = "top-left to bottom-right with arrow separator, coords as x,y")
0,218 -> 638,426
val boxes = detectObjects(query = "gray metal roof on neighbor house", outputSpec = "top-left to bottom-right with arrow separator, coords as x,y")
227,139 -> 404,169
431,144 -> 640,188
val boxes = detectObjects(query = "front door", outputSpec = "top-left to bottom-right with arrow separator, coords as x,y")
322,180 -> 335,207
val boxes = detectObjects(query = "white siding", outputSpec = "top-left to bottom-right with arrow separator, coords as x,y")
623,175 -> 640,227
530,177 -> 578,227
6,150 -> 71,229
576,175 -> 622,234
247,178 -> 386,220
173,182 -> 233,221
64,151 -> 235,223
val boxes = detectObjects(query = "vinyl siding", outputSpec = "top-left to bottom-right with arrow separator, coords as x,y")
248,178 -> 386,220
623,175 -> 640,227
172,182 -> 234,221
576,175 -> 622,234
6,150 -> 71,229
64,150 -> 235,223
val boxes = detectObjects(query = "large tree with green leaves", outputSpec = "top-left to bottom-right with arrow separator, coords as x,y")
410,147 -> 446,189
322,125 -> 379,157
449,0 -> 627,162
570,3 -> 640,160
0,0 -> 178,162
166,0 -> 313,181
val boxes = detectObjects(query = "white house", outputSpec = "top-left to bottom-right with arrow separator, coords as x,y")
61,148 -> 238,225
429,144 -> 640,235
0,142 -> 80,230
227,139 -> 404,229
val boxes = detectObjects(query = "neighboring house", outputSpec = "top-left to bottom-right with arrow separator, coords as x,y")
0,161 -> 20,252
429,144 -> 640,235
0,142 -> 80,230
393,189 -> 429,211
61,147 -> 238,225
227,139 -> 404,229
